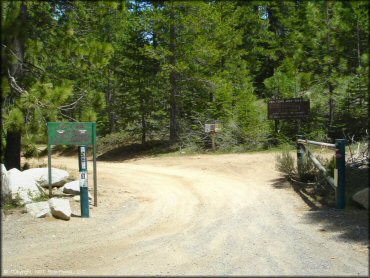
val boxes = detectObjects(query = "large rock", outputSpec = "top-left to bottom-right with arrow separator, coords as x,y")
352,188 -> 369,209
5,168 -> 43,204
1,164 -> 9,197
63,181 -> 92,199
25,202 -> 51,218
22,168 -> 69,188
49,198 -> 71,220
63,180 -> 80,195
72,194 -> 92,202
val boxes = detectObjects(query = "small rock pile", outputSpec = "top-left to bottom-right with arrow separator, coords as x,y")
1,164 -> 69,204
1,164 -> 88,220
23,198 -> 72,220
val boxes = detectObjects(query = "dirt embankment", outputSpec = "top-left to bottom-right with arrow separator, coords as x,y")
2,152 -> 369,276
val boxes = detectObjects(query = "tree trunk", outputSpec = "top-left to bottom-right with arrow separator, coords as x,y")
141,102 -> 147,144
326,2 -> 334,137
107,67 -> 116,133
139,71 -> 147,144
4,2 -> 27,170
169,4 -> 178,143
328,83 -> 334,128
4,131 -> 22,170
356,15 -> 361,68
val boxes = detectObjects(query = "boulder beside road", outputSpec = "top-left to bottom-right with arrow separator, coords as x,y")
1,164 -> 9,197
1,165 -> 70,205
22,167 -> 69,188
63,181 -> 93,199
2,167 -> 42,204
49,198 -> 72,220
63,180 -> 80,195
352,188 -> 369,209
25,202 -> 51,218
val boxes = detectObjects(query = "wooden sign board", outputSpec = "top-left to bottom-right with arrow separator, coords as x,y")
205,121 -> 222,133
268,98 -> 310,119
48,122 -> 95,145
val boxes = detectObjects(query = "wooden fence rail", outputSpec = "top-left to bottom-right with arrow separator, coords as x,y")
297,135 -> 346,209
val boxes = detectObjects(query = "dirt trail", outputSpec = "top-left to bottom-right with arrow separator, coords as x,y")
2,153 -> 369,276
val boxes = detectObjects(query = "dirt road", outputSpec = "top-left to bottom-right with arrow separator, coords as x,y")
2,153 -> 369,276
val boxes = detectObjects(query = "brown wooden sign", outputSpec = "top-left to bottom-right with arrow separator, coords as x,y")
268,98 -> 310,119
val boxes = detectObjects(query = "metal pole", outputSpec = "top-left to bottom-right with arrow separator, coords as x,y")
297,139 -> 336,149
211,132 -> 216,151
297,135 -> 305,179
78,146 -> 89,218
335,139 -> 346,209
92,123 -> 97,207
48,142 -> 52,198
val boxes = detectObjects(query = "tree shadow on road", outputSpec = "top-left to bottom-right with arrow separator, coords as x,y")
271,177 -> 320,211
97,140 -> 177,162
271,177 -> 369,246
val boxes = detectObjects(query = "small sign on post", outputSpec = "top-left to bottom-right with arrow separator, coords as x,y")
205,120 -> 222,151
205,124 -> 215,133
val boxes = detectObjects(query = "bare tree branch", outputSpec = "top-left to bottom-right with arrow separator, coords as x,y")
2,44 -> 45,73
60,111 -> 78,122
8,69 -> 27,95
59,90 -> 88,110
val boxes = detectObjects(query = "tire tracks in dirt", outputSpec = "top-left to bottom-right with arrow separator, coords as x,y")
2,153 -> 368,276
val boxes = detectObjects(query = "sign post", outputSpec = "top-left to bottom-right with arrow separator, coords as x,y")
205,120 -> 222,151
47,122 -> 98,211
296,135 -> 306,179
335,139 -> 346,209
78,146 -> 89,218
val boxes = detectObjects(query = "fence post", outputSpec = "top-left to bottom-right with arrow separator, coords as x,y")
335,139 -> 346,209
297,135 -> 305,179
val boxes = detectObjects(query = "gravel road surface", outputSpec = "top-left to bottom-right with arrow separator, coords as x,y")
2,153 -> 368,276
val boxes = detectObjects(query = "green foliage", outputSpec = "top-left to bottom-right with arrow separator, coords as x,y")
31,192 -> 49,203
1,0 -> 368,163
21,161 -> 30,170
275,151 -> 334,184
1,193 -> 24,210
4,107 -> 24,131
97,131 -> 132,154
298,156 -> 319,183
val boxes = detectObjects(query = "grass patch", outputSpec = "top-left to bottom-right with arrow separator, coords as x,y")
31,192 -> 50,203
1,194 -> 24,212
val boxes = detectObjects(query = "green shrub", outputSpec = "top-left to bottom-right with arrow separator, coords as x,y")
275,151 -> 296,178
21,162 -> 30,170
298,156 -> 319,183
97,131 -> 132,153
275,150 -> 343,207
31,192 -> 49,202
275,151 -> 328,183
1,193 -> 24,210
